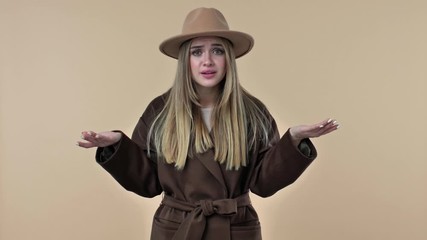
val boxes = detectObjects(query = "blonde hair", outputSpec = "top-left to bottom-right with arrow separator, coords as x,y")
148,38 -> 272,170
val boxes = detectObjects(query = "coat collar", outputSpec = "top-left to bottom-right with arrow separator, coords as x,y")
194,148 -> 228,192
151,92 -> 228,193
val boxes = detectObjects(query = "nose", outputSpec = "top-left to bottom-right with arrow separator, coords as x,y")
202,52 -> 214,66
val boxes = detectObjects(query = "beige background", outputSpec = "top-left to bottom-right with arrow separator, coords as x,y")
1,0 -> 426,239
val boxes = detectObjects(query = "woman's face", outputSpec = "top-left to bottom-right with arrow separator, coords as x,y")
189,37 -> 226,94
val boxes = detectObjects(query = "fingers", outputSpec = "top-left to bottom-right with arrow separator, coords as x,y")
317,118 -> 340,136
81,130 -> 96,139
299,118 -> 339,139
305,118 -> 334,132
77,131 -> 121,148
77,131 -> 101,148
76,140 -> 96,148
318,118 -> 339,129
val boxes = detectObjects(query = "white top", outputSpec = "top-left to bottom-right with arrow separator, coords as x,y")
200,107 -> 213,131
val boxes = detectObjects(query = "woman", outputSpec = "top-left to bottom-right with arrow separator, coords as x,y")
77,7 -> 339,240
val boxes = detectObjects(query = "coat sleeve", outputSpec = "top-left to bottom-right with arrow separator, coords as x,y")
95,100 -> 163,198
249,118 -> 317,198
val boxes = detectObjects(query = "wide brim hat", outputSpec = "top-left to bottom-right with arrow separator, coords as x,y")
159,7 -> 254,59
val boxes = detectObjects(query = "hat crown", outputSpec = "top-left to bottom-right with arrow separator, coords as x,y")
182,8 -> 230,35
159,7 -> 254,59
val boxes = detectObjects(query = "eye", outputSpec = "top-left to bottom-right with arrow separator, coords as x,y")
191,49 -> 203,57
212,47 -> 225,55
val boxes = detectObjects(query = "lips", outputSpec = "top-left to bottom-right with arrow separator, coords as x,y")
201,70 -> 216,74
201,70 -> 217,79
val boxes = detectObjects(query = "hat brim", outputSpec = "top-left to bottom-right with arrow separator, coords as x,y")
159,30 -> 254,59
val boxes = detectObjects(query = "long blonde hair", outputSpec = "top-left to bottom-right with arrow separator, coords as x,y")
148,38 -> 272,170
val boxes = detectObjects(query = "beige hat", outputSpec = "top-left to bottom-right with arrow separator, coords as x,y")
159,7 -> 254,59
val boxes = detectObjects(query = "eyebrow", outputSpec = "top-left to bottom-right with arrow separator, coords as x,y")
190,43 -> 223,49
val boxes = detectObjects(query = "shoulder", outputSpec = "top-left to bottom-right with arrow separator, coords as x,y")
247,95 -> 268,110
141,90 -> 170,121
146,90 -> 170,112
243,91 -> 273,118
148,91 -> 170,109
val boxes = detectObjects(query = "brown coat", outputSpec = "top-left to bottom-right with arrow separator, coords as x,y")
96,94 -> 317,240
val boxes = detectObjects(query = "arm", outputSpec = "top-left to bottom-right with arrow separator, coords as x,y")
250,118 -> 339,197
77,102 -> 164,198
95,129 -> 162,198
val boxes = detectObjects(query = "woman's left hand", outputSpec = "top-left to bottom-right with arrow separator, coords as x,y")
289,118 -> 339,146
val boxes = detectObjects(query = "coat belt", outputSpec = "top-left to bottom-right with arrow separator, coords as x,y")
161,193 -> 251,240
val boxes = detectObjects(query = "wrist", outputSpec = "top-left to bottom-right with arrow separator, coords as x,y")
289,128 -> 303,147
112,132 -> 122,144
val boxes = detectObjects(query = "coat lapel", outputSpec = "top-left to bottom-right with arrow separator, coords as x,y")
195,149 -> 227,192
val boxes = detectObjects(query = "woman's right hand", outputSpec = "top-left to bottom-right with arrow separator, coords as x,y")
77,131 -> 122,148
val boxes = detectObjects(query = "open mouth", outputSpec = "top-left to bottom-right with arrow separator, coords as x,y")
201,71 -> 216,78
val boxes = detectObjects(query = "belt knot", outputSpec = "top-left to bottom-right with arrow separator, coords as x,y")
196,198 -> 238,217
161,193 -> 251,240
199,200 -> 215,216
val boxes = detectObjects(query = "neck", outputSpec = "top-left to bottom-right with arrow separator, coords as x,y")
196,86 -> 219,108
